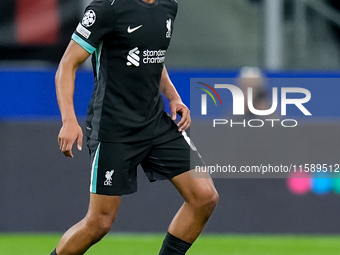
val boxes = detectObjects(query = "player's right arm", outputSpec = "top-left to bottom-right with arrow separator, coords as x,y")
55,40 -> 90,158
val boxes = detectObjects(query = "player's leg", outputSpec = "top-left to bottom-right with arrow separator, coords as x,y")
168,171 -> 218,242
157,171 -> 218,255
51,138 -> 147,255
142,130 -> 218,254
51,193 -> 120,255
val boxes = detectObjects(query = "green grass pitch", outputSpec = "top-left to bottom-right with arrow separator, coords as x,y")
1,234 -> 340,255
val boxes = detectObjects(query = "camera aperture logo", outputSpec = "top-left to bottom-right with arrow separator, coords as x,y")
197,82 -> 223,114
197,83 -> 312,128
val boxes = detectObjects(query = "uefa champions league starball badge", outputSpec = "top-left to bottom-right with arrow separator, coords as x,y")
82,10 -> 96,27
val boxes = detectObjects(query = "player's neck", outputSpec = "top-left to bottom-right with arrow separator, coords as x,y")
142,0 -> 155,3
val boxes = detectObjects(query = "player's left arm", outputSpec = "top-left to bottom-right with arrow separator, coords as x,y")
159,65 -> 191,131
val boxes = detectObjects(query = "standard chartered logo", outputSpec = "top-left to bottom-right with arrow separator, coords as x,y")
127,48 -> 166,67
127,47 -> 140,67
143,49 -> 166,64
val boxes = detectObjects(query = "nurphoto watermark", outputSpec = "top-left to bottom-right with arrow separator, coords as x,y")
190,77 -> 340,178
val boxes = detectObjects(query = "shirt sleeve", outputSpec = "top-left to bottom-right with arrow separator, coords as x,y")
72,0 -> 114,54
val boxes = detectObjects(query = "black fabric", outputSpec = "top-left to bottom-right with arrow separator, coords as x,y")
158,232 -> 192,255
73,0 -> 178,142
50,248 -> 57,255
87,126 -> 205,196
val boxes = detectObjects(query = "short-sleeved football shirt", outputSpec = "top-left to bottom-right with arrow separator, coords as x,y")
72,0 -> 180,142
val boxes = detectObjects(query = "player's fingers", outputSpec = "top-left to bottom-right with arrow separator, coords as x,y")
178,107 -> 191,131
62,140 -> 74,158
179,119 -> 190,132
180,116 -> 191,131
183,119 -> 191,130
63,149 -> 74,158
59,137 -> 65,152
77,132 -> 83,151
63,150 -> 73,158
177,107 -> 188,126
58,138 -> 62,150
58,134 -> 64,150
170,105 -> 177,121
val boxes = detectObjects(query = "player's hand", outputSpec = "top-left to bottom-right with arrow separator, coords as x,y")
169,99 -> 191,132
58,120 -> 83,158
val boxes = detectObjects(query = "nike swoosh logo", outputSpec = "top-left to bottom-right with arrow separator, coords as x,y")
127,25 -> 142,33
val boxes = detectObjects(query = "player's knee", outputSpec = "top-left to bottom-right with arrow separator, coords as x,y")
97,220 -> 112,236
85,215 -> 114,239
203,189 -> 219,212
191,188 -> 219,212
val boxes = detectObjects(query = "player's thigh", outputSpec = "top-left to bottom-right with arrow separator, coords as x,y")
170,170 -> 218,206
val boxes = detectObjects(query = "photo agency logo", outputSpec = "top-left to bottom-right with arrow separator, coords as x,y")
196,82 -> 312,128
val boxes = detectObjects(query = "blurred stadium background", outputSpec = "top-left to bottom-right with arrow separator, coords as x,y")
1,0 -> 340,254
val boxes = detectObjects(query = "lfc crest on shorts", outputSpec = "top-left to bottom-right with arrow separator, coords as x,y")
104,170 -> 114,186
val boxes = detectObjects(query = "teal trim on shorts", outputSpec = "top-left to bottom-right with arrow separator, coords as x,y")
90,142 -> 101,193
71,33 -> 96,54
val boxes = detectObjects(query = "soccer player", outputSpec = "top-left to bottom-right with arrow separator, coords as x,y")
51,0 -> 218,254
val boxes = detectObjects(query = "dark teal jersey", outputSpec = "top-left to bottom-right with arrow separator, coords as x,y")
72,0 -> 179,142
